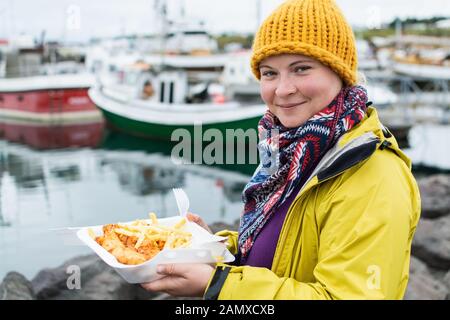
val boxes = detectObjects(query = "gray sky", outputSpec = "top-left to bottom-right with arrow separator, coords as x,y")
0,0 -> 449,42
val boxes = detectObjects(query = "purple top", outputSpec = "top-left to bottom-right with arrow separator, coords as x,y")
241,183 -> 302,269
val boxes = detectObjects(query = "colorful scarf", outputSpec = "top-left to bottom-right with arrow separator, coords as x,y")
238,85 -> 369,259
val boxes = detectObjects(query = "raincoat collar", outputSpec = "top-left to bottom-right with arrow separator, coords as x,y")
297,106 -> 411,198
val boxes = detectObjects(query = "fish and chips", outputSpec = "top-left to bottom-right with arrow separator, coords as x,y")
93,213 -> 192,265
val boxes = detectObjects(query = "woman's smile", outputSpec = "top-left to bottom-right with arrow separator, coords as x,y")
276,101 -> 307,110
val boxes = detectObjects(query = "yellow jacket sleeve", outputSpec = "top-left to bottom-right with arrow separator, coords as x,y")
215,230 -> 239,255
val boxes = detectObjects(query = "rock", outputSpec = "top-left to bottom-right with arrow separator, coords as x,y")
32,254 -> 102,299
417,174 -> 450,219
0,272 -> 35,300
412,216 -> 450,270
404,256 -> 448,300
31,254 -> 157,300
444,271 -> 450,300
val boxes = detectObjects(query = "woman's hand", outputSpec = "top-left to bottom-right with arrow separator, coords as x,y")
141,263 -> 215,297
141,213 -> 215,297
186,212 -> 212,234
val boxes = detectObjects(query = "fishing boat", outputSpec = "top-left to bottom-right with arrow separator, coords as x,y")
0,35 -> 100,124
88,61 -> 265,141
87,0 -> 266,141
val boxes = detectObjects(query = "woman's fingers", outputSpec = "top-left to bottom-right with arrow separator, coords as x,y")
157,264 -> 183,276
141,263 -> 214,297
186,212 -> 212,233
140,265 -> 183,293
141,278 -> 168,292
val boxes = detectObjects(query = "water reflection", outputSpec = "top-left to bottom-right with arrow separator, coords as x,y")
104,160 -> 185,196
0,119 -> 104,150
0,129 -> 252,228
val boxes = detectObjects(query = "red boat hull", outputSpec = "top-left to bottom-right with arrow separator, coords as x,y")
0,88 -> 101,122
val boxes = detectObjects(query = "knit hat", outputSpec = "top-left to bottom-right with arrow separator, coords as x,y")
251,0 -> 357,86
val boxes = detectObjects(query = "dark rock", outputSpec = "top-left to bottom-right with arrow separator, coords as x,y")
0,272 -> 35,300
417,174 -> 450,219
412,216 -> 450,270
32,254 -> 102,299
444,271 -> 450,300
31,254 -> 157,300
404,256 -> 448,300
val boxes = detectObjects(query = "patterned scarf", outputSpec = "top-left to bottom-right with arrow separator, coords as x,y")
238,85 -> 369,259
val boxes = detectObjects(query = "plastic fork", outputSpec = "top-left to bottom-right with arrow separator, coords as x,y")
172,188 -> 190,219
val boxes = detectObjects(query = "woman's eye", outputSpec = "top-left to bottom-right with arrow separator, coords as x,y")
294,66 -> 311,73
261,70 -> 276,77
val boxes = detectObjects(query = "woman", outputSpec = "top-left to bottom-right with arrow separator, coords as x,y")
142,0 -> 421,299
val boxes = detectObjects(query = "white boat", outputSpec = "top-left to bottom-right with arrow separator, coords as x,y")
89,61 -> 265,140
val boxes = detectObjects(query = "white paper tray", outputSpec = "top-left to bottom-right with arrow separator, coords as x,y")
76,216 -> 235,284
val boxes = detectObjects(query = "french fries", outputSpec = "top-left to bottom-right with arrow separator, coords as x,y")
94,213 -> 192,265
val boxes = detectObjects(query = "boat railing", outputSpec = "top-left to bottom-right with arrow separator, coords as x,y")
2,64 -> 88,79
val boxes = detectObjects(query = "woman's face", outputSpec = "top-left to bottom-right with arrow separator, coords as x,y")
259,54 -> 343,128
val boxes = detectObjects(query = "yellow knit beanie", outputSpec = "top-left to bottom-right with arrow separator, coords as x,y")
251,0 -> 357,86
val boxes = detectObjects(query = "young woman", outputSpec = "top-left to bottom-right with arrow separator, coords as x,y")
141,0 -> 421,299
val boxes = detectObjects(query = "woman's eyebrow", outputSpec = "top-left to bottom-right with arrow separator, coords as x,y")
259,64 -> 274,69
260,60 -> 313,69
289,60 -> 313,66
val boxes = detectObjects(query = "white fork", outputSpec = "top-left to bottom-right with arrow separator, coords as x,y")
172,188 -> 190,219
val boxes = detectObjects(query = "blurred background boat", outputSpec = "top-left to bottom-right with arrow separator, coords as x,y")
88,59 -> 265,140
86,3 -> 265,141
0,34 -> 100,124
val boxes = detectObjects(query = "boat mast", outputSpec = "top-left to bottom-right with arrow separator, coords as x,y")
180,0 -> 185,20
154,0 -> 168,68
395,18 -> 402,50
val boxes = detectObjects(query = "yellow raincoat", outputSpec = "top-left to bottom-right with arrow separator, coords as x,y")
204,107 -> 421,300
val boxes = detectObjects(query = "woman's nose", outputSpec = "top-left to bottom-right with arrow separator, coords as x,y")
275,76 -> 297,97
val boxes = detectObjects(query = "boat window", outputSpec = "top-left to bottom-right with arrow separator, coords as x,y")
120,71 -> 139,86
169,82 -> 174,104
160,82 -> 165,103
183,31 -> 207,36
